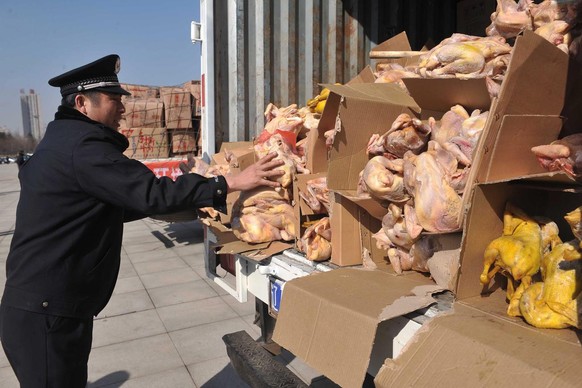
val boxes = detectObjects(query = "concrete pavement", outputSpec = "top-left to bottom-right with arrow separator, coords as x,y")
0,163 -> 258,387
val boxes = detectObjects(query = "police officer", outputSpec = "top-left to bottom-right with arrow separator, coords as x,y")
0,54 -> 283,387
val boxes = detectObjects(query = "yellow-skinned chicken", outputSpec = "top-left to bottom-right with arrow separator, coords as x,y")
307,84 -> 340,114
480,203 -> 560,316
519,240 -> 582,329
564,206 -> 582,244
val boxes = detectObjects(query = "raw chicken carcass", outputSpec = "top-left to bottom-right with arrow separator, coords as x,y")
254,133 -> 309,189
419,35 -> 512,79
298,217 -> 332,261
374,63 -> 420,92
531,133 -> 582,180
367,114 -> 432,158
519,239 -> 582,329
535,20 -> 571,52
431,105 -> 469,146
480,203 -> 561,316
236,187 -> 290,209
486,0 -> 534,39
564,206 -> 582,243
412,142 -> 463,233
233,214 -> 283,243
380,203 -> 422,250
445,109 -> 490,167
358,155 -> 410,202
232,198 -> 296,243
298,177 -> 330,214
263,103 -> 305,136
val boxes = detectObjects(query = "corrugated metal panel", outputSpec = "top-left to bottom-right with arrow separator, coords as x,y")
211,0 -> 458,146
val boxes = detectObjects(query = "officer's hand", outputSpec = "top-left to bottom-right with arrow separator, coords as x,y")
225,152 -> 285,192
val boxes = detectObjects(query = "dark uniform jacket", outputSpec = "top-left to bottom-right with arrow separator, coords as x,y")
1,106 -> 227,319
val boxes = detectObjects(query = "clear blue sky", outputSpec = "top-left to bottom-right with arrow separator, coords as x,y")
0,0 -> 201,136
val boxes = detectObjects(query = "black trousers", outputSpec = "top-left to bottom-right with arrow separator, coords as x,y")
0,304 -> 93,388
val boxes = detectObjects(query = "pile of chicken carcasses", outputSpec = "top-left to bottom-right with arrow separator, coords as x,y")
358,105 -> 488,274
189,0 -> 581,265
480,203 -> 582,329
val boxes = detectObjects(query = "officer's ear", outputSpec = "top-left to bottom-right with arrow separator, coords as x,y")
74,94 -> 89,114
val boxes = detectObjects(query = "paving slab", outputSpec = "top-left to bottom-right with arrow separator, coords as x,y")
148,278 -> 218,308
92,309 -> 166,348
156,296 -> 239,332
187,356 -> 250,388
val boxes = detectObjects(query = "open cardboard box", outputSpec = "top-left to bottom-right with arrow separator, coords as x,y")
375,176 -> 582,386
329,192 -> 394,268
203,218 -> 292,261
273,175 -> 582,387
271,31 -> 582,388
475,30 -> 574,183
292,172 -> 329,252
272,267 -> 444,387
326,77 -> 492,224
305,66 -> 376,174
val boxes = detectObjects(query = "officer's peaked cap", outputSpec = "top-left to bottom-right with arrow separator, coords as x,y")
48,54 -> 131,97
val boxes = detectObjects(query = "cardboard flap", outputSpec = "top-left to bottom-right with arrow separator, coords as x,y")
273,268 -> 440,388
378,284 -> 444,321
403,78 -> 491,113
374,303 -> 582,388
346,66 -> 376,85
478,115 -> 564,183
204,218 -> 292,258
323,83 -> 420,112
497,30 -> 569,117
337,191 -> 389,221
216,240 -> 292,259
371,31 -> 412,52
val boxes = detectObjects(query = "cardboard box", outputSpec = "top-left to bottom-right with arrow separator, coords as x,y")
326,78 -> 492,227
329,192 -> 393,268
272,268 -> 443,388
120,83 -> 159,99
305,66 -> 376,174
213,141 -> 256,172
170,130 -> 197,154
374,302 -> 582,387
204,219 -> 292,260
271,31 -> 582,388
475,31 -> 572,183
292,172 -> 328,253
273,174 -> 582,387
183,80 -> 202,117
120,127 -> 169,160
122,98 -> 164,128
371,178 -> 582,386
160,87 -> 193,129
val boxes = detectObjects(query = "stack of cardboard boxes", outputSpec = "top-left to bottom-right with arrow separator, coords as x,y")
268,31 -> 582,387
200,26 -> 582,386
118,81 -> 201,160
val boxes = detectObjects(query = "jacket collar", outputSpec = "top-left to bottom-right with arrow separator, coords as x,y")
54,105 -> 129,150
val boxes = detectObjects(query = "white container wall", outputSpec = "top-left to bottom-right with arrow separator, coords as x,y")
206,0 -> 458,148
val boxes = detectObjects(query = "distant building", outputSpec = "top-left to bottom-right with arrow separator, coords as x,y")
20,89 -> 43,140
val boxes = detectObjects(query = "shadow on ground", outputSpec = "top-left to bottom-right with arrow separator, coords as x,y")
86,370 -> 130,388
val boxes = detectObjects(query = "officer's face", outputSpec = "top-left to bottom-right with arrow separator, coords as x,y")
83,92 -> 125,129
